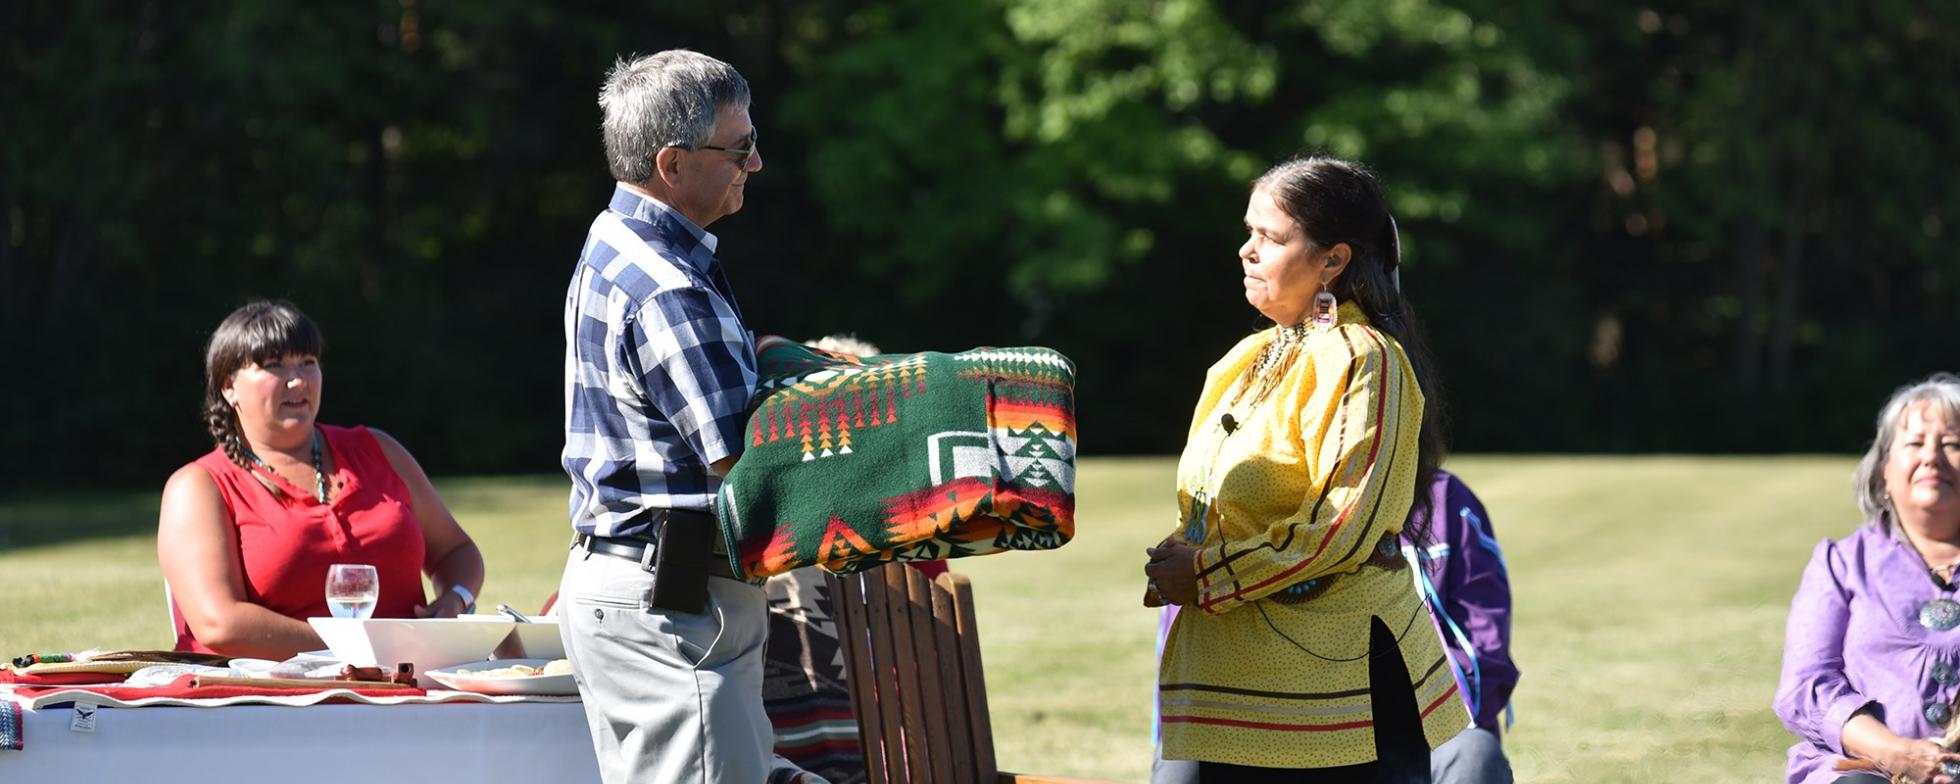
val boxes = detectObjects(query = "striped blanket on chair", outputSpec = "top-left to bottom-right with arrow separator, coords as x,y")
716,337 -> 1077,580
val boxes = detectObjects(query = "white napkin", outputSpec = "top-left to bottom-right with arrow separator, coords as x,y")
124,664 -> 231,687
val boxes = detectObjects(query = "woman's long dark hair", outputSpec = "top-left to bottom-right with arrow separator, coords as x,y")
1255,155 -> 1449,527
202,300 -> 325,467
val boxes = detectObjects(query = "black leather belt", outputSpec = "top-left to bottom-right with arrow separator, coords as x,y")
577,533 -> 738,579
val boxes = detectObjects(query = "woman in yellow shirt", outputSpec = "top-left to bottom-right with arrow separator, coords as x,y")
1144,155 -> 1469,782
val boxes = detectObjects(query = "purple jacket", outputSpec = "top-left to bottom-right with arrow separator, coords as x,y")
1776,519 -> 1960,784
1153,471 -> 1519,735
1404,470 -> 1519,733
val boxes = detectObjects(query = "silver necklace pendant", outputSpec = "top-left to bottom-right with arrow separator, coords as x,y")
1182,493 -> 1209,544
1922,598 -> 1960,631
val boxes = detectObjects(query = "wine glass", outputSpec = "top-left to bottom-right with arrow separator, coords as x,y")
325,563 -> 380,619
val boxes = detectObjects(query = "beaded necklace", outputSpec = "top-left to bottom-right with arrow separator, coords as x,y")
1226,322 -> 1310,414
243,428 -> 329,504
1182,323 -> 1309,544
1254,322 -> 1311,375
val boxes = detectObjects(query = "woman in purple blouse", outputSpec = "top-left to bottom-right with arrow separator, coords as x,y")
1776,373 -> 1960,784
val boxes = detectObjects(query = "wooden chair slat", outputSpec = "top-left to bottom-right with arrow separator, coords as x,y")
906,566 -> 958,784
946,572 -> 998,781
863,569 -> 908,781
830,573 -> 887,783
883,565 -> 933,784
931,571 -> 979,784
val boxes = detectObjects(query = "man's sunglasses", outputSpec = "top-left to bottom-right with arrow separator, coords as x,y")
668,129 -> 758,166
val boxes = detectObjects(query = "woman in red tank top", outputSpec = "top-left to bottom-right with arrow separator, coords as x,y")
159,301 -> 487,659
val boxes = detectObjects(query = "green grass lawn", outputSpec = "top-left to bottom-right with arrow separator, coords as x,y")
0,455 -> 1853,781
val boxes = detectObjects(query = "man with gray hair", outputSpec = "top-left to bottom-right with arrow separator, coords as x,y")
557,49 -> 814,783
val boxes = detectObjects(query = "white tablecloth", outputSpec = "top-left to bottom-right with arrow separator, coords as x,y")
0,698 -> 601,783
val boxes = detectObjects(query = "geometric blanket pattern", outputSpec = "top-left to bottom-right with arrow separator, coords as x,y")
717,336 -> 1078,580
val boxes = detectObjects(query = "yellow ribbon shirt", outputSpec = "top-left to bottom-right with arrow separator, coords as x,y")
1158,301 -> 1470,768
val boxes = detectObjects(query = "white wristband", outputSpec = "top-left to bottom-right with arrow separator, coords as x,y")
448,584 -> 477,612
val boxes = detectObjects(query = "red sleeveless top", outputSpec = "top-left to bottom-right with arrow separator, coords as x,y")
172,424 -> 428,653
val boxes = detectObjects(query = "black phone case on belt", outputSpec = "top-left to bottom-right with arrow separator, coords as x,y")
647,510 -> 715,613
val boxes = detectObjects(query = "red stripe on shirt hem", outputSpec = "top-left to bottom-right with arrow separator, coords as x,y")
1159,682 -> 1455,735
1420,683 -> 1461,718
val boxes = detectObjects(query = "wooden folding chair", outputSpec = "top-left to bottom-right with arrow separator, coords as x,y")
828,563 -> 1118,784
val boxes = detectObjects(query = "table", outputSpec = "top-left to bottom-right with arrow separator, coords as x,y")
0,697 -> 601,783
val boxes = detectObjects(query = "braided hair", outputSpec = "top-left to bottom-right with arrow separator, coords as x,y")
202,300 -> 326,467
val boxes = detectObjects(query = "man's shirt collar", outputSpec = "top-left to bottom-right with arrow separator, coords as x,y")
608,183 -> 720,257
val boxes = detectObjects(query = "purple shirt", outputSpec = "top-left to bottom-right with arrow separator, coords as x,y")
1776,519 -> 1960,784
1406,470 -> 1519,733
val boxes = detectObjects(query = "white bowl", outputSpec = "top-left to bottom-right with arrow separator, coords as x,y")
508,617 -> 564,660
460,614 -> 565,660
308,616 -> 514,687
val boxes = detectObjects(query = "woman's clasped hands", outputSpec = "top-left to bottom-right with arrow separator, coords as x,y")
1144,537 -> 1200,607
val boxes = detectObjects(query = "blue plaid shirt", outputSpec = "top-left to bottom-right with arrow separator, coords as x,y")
561,185 -> 757,538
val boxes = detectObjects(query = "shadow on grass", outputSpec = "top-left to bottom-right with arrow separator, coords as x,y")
0,485 -> 162,551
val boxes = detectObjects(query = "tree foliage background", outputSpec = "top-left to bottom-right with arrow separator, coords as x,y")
3,0 -> 1955,488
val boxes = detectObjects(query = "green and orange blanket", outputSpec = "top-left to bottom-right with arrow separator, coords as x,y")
716,336 -> 1077,580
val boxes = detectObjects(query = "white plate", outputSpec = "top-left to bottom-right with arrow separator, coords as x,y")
426,658 -> 577,696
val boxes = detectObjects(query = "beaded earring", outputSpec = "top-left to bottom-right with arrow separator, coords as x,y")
1310,290 -> 1338,327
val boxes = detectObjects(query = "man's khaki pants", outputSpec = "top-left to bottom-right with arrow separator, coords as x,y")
559,545 -> 773,784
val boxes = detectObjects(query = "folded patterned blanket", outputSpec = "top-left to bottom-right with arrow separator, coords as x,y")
717,337 -> 1077,580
